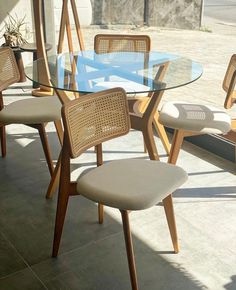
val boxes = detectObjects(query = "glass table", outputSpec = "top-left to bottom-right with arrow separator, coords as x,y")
25,51 -> 202,197
25,50 -> 202,160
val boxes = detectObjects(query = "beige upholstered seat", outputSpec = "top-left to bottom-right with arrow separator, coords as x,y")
77,159 -> 187,211
53,88 -> 187,290
0,96 -> 61,124
159,101 -> 231,135
158,55 -> 234,165
0,47 -> 63,176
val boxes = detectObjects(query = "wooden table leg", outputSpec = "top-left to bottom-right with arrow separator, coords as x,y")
130,90 -> 165,160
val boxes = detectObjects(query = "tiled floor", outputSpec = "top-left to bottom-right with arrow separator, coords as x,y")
1,18 -> 236,290
0,81 -> 236,289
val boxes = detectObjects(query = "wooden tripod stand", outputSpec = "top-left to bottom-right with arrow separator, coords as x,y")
32,0 -> 85,96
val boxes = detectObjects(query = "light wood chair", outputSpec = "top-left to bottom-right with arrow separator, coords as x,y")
158,56 -> 234,165
52,87 -> 188,290
94,34 -> 171,156
0,47 -> 63,175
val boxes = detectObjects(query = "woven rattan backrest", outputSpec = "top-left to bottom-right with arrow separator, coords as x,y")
62,88 -> 131,158
94,34 -> 151,54
223,54 -> 236,109
0,47 -> 20,92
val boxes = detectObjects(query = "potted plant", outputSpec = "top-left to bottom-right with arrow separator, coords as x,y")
1,13 -> 27,47
0,13 -> 28,82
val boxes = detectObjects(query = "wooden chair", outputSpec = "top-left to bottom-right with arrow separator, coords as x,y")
158,56 -> 234,165
0,47 -> 63,175
94,34 -> 171,156
52,87 -> 188,290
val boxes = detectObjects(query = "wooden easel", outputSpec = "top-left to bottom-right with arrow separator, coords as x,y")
57,0 -> 85,54
32,0 -> 85,96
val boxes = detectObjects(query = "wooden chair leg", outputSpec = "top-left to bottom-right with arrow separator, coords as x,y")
120,210 -> 139,290
98,203 -> 104,224
142,125 -> 160,161
54,120 -> 64,146
143,136 -> 147,153
0,125 -> 6,157
37,123 -> 54,176
52,139 -> 72,257
162,130 -> 184,253
153,112 -> 171,155
162,194 -> 179,253
46,152 -> 62,199
96,143 -> 105,224
52,185 -> 70,257
168,130 -> 184,165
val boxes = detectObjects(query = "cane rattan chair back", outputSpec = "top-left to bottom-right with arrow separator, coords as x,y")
0,47 -> 20,92
62,88 -> 130,158
94,34 -> 151,54
93,33 -> 171,158
223,54 -> 236,109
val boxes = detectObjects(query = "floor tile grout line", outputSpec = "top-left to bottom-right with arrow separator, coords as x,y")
0,231 -> 48,289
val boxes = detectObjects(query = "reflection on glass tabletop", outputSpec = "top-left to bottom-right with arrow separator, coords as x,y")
25,51 -> 203,95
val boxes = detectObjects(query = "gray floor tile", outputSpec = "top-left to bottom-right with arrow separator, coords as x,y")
0,232 -> 26,278
0,268 -> 46,290
33,232 -> 206,290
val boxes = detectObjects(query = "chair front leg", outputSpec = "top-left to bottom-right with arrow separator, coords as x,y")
52,145 -> 71,257
120,210 -> 139,290
52,183 -> 70,257
0,125 -> 6,157
162,194 -> 179,253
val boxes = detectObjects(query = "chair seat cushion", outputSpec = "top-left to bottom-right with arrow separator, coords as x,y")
77,159 -> 187,211
0,96 -> 61,125
159,101 -> 231,134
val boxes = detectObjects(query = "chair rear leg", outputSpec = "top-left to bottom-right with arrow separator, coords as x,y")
46,152 -> 62,199
168,130 -> 184,165
153,112 -> 171,155
0,125 -> 6,157
142,126 -> 160,161
96,143 -> 104,224
120,210 -> 139,290
36,123 -> 54,176
54,120 -> 64,146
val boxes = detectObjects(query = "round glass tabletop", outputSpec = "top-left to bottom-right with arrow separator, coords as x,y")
25,51 -> 203,95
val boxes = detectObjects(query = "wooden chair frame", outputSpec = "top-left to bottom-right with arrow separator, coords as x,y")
0,47 -> 63,175
52,88 -> 180,290
167,54 -> 236,166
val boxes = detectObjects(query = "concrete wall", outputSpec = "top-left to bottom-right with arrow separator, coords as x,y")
91,0 -> 203,29
91,0 -> 145,26
0,0 -> 33,46
147,0 -> 202,29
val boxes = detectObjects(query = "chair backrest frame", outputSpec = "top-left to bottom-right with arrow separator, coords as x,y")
223,54 -> 236,109
94,34 -> 151,54
0,47 -> 20,92
62,87 -> 131,159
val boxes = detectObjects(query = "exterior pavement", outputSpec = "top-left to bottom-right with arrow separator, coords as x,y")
0,17 -> 236,290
